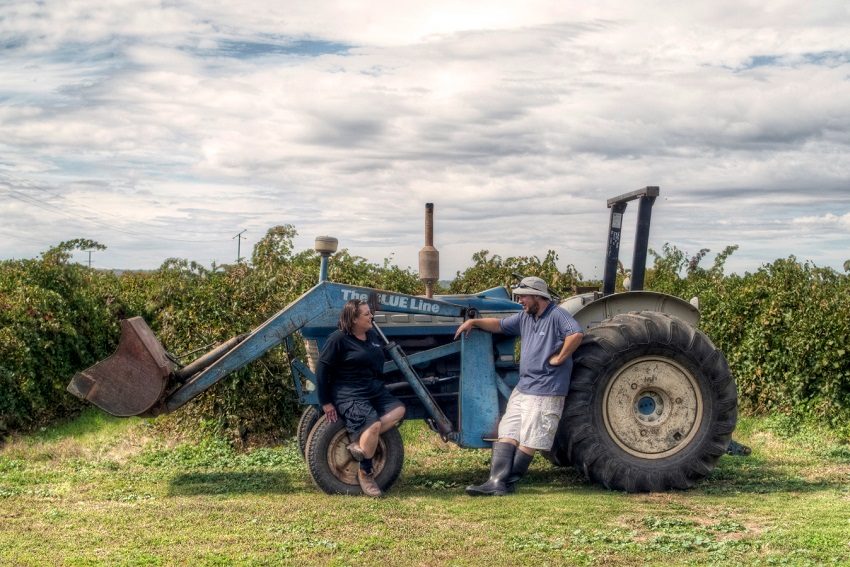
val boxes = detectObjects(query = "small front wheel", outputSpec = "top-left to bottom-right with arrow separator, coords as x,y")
305,415 -> 404,495
296,406 -> 320,458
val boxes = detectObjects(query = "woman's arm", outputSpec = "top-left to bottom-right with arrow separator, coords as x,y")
316,333 -> 342,422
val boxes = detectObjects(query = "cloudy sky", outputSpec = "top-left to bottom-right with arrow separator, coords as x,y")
2,1 -> 849,281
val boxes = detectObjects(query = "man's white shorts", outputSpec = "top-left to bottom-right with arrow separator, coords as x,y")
497,389 -> 565,450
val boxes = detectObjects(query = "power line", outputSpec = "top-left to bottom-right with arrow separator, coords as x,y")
233,229 -> 247,263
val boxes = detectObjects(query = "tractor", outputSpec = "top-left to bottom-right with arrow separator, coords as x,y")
68,186 -> 736,494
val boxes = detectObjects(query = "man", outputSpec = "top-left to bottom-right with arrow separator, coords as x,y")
454,276 -> 584,496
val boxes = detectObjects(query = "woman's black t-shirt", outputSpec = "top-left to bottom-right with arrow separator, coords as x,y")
316,329 -> 386,405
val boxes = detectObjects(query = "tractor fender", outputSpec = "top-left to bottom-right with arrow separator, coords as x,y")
560,290 -> 700,330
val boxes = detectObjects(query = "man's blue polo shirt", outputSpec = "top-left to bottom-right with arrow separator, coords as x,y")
499,301 -> 583,396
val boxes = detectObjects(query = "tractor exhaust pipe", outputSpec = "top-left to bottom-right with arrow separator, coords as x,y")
315,236 -> 339,283
419,203 -> 439,298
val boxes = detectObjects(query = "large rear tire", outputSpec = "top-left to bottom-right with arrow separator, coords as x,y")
549,311 -> 737,492
305,415 -> 404,495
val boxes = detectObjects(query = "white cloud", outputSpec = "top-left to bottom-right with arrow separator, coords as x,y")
1,1 -> 849,277
792,212 -> 850,230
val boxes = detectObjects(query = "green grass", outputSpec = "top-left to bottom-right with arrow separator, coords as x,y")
1,411 -> 849,566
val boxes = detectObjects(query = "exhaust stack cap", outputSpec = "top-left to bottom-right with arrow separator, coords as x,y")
315,236 -> 338,256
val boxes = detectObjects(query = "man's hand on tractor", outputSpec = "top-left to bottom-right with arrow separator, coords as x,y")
454,317 -> 502,340
454,320 -> 476,340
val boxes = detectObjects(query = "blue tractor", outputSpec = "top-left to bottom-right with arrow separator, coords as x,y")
68,187 -> 737,494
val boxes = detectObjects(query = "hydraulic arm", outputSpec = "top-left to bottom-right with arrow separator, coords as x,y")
68,281 -> 467,419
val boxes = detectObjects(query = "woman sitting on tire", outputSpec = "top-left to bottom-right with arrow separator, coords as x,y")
316,299 -> 406,497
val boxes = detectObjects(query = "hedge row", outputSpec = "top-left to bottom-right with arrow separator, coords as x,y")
2,232 -> 848,440
0,227 -> 422,441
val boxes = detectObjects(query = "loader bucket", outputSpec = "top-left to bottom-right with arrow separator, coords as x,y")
67,317 -> 175,417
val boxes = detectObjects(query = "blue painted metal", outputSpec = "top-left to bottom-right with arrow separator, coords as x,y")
372,321 -> 456,440
290,358 -> 316,404
71,274 -> 526,449
382,341 -> 461,373
638,396 -> 656,415
164,281 -> 467,412
319,255 -> 330,283
433,293 -> 520,313
493,373 -> 513,402
458,330 -> 503,448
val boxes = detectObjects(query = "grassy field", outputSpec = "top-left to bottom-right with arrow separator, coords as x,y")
0,411 -> 848,566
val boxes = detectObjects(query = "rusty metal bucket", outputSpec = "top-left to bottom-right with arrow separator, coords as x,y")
67,317 -> 175,417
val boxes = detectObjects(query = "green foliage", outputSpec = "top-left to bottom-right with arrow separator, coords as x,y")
4,228 -> 850,439
0,226 -> 423,441
449,249 -> 582,296
0,240 -> 121,436
646,245 -> 850,430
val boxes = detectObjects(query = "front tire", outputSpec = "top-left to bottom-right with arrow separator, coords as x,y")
297,406 -> 320,457
550,311 -> 737,492
305,415 -> 405,495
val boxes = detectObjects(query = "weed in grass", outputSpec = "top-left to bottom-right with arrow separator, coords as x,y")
0,485 -> 21,498
0,457 -> 24,472
105,487 -> 156,502
414,478 -> 460,489
826,445 -> 850,463
136,436 -> 238,470
507,531 -> 566,552
643,515 -> 698,530
44,507 -> 67,520
570,527 -> 637,552
710,519 -> 747,534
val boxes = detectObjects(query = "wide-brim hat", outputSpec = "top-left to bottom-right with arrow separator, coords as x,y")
512,276 -> 551,300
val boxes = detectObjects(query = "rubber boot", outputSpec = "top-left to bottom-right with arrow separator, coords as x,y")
465,442 -> 515,496
505,449 -> 534,494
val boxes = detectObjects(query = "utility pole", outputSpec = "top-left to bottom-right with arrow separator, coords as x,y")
233,229 -> 247,263
87,250 -> 92,268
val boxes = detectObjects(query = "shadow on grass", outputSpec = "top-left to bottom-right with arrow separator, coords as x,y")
167,471 -> 296,496
399,453 -> 847,497
701,454 -> 849,495
398,463 -> 592,497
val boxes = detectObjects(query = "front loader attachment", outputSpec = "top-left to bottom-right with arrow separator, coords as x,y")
67,281 -> 469,419
67,317 -> 175,417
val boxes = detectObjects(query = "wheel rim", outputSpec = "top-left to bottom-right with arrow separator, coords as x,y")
324,428 -> 387,485
602,356 -> 703,459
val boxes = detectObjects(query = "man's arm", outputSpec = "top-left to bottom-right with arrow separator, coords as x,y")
549,332 -> 584,366
454,317 -> 504,340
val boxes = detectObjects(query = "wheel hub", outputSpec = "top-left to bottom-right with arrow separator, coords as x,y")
602,356 -> 703,459
326,429 -> 386,485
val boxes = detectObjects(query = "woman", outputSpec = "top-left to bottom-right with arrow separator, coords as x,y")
315,299 -> 406,497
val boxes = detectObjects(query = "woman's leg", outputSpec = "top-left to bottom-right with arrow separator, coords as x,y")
358,421 -> 382,459
355,404 -> 405,459
379,404 -> 405,433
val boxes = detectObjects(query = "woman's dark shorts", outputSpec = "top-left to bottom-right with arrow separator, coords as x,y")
336,388 -> 404,441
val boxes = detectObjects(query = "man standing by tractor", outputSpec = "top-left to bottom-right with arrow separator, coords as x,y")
454,276 -> 584,496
